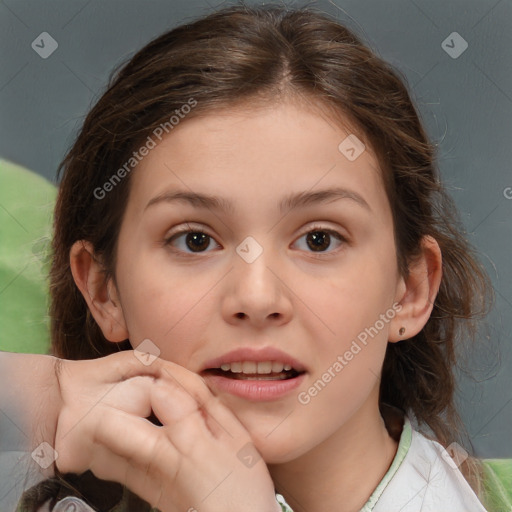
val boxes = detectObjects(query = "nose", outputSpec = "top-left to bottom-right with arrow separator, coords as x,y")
222,239 -> 293,328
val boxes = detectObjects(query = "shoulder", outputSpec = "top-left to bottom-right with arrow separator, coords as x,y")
371,416 -> 488,512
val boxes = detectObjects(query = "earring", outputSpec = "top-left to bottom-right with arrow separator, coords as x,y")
399,327 -> 406,336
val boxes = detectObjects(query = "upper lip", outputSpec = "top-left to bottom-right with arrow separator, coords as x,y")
201,346 -> 307,373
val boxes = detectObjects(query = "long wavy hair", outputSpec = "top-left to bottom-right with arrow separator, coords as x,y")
47,2 -> 492,501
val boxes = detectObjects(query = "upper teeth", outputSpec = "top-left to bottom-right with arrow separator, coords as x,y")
219,361 -> 293,374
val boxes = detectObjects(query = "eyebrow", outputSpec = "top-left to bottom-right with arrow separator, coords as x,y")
144,186 -> 371,215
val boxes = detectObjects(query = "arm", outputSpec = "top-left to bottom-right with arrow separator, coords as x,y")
0,352 -> 62,512
1,351 -> 282,512
0,351 -> 61,460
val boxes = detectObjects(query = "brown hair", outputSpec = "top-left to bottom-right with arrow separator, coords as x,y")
49,3 -> 493,498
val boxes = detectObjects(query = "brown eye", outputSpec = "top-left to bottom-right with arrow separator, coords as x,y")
165,230 -> 219,253
294,228 -> 346,253
184,232 -> 211,252
306,231 -> 331,252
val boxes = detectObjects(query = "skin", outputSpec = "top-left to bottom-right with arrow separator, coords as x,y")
70,97 -> 442,511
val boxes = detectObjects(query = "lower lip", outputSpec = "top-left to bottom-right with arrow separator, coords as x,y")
202,372 -> 306,402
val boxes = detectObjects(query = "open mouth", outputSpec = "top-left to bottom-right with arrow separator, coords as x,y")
203,361 -> 305,381
201,360 -> 307,401
204,368 -> 303,380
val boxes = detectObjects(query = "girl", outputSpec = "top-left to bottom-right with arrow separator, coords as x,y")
7,3 -> 494,511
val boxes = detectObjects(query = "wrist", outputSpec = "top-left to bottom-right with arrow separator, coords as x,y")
0,352 -> 62,453
34,355 -> 63,448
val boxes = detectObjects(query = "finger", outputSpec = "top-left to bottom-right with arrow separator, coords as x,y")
91,383 -> 213,469
152,365 -> 249,442
87,430 -> 166,508
95,375 -> 154,416
93,350 -> 176,383
88,409 -> 176,493
89,351 -> 251,445
149,377 -> 253,470
87,407 -> 212,511
150,379 -> 216,454
94,350 -> 212,407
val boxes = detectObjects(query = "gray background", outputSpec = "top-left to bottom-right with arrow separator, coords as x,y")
1,0 -> 511,458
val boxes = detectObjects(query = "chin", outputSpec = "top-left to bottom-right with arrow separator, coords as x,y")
244,423 -> 312,464
257,440 -> 309,465
219,399 -> 316,462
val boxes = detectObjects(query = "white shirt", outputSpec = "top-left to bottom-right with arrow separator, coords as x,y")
277,414 -> 488,512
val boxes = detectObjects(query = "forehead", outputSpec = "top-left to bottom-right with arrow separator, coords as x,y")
125,100 -> 390,220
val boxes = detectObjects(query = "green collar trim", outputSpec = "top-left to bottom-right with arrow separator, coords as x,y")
360,414 -> 412,511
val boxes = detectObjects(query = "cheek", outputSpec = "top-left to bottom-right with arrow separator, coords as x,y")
291,255 -> 396,347
117,262 -> 214,361
239,351 -> 386,464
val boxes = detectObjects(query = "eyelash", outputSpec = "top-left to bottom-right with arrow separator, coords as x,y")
163,224 -> 348,256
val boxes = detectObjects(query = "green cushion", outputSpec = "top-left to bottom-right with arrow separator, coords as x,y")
0,158 -> 511,511
481,459 -> 512,511
0,158 -> 55,354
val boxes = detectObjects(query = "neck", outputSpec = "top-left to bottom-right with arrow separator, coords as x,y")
268,393 -> 400,512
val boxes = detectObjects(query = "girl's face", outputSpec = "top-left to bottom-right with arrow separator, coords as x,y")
112,99 -> 405,463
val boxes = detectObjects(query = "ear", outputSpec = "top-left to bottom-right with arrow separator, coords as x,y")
388,235 -> 442,342
69,240 -> 129,343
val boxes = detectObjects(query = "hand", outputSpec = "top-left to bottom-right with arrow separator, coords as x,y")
54,351 -> 281,512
